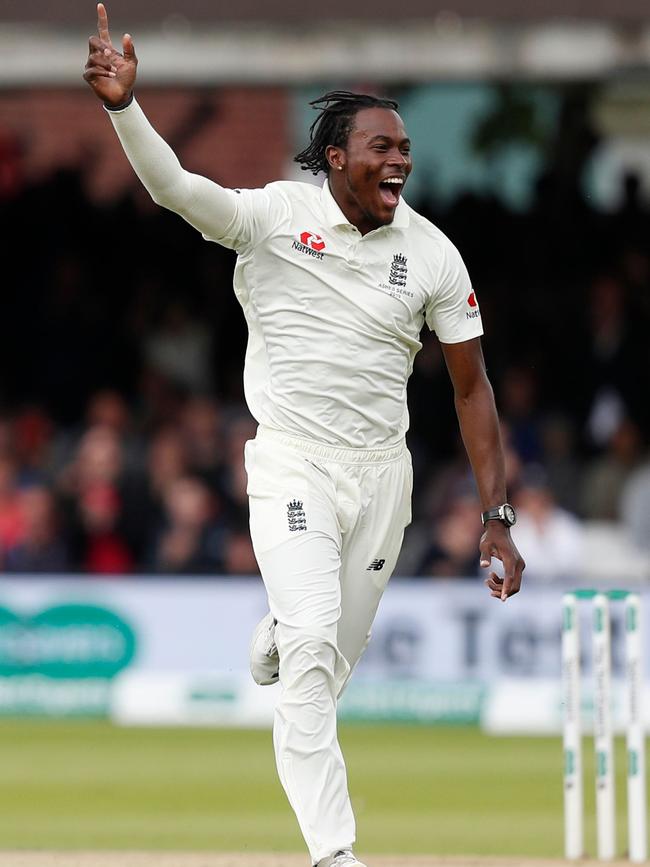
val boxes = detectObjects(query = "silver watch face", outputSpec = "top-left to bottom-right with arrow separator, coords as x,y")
503,504 -> 516,526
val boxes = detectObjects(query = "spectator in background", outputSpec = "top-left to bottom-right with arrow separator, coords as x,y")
11,406 -> 55,482
4,485 -> 68,573
0,455 -> 24,556
146,426 -> 189,499
0,419 -> 14,457
218,414 -> 257,524
85,389 -> 143,474
136,368 -> 188,433
581,418 -> 645,520
119,425 -> 190,561
582,275 -> 648,446
414,491 -> 483,577
57,425 -> 134,574
422,422 -> 522,522
57,424 -> 125,497
498,366 -> 542,463
540,415 -> 583,515
180,396 -> 225,490
86,389 -> 131,436
511,466 -> 584,581
149,475 -> 226,574
77,482 -> 134,574
398,422 -> 522,576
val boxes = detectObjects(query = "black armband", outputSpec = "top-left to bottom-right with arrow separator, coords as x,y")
104,92 -> 134,112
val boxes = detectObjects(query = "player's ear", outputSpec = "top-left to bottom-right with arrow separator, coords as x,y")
326,145 -> 345,173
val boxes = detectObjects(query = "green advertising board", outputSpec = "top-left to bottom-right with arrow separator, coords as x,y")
0,603 -> 136,716
339,680 -> 485,725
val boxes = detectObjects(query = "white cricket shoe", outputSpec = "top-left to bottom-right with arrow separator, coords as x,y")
249,612 -> 279,685
316,851 -> 367,867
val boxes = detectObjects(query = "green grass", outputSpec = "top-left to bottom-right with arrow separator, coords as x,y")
0,721 -> 643,856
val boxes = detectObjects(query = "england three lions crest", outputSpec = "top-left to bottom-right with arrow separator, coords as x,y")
389,253 -> 408,287
287,499 -> 306,532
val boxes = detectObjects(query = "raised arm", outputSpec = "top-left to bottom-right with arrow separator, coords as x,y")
83,3 -> 237,239
441,337 -> 525,601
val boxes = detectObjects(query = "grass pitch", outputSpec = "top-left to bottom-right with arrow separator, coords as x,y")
0,721 -> 642,858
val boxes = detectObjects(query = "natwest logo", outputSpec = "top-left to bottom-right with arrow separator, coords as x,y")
300,231 -> 325,251
292,230 -> 326,260
466,290 -> 480,320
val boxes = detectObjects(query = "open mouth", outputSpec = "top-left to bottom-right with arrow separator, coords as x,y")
378,176 -> 404,208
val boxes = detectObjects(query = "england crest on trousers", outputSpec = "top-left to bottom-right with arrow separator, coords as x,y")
287,499 -> 307,532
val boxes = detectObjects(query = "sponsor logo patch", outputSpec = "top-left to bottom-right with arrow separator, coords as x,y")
466,290 -> 480,319
292,231 -> 326,260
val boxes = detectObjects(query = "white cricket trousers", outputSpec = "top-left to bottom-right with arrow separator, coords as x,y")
245,426 -> 412,864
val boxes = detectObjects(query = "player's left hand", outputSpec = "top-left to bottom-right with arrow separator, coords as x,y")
479,522 -> 525,602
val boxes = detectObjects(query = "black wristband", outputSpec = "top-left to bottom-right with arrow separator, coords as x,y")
104,92 -> 134,112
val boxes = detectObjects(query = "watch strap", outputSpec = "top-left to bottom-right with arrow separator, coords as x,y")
481,503 -> 516,527
482,507 -> 503,525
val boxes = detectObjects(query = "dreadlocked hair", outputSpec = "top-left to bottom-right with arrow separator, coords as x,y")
294,90 -> 399,175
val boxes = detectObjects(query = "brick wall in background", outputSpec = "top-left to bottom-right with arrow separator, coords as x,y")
0,87 -> 290,202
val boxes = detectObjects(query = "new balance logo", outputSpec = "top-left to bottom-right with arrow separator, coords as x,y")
287,499 -> 307,532
366,558 -> 386,571
389,253 -> 407,287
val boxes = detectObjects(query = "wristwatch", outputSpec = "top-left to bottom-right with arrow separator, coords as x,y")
481,503 -> 517,527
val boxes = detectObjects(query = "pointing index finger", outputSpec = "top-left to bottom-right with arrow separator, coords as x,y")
97,3 -> 112,46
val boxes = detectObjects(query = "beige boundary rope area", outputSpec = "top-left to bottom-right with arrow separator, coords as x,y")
0,855 -> 637,867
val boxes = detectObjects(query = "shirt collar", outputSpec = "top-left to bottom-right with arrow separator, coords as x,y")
320,178 -> 410,231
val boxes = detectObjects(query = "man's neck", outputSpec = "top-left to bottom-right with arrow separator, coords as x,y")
328,178 -> 379,236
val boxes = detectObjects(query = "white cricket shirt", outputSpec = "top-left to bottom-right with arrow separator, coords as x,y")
107,100 -> 483,449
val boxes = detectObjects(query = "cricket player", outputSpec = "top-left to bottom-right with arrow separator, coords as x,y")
84,7 -> 525,865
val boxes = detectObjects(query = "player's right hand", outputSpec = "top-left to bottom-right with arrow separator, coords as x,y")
83,3 -> 137,107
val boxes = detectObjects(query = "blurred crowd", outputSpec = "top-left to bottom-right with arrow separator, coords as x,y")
0,393 -> 258,575
1,123 -> 649,579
